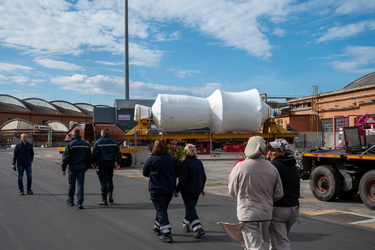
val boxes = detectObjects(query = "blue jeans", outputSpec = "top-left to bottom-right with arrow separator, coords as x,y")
68,164 -> 86,205
151,193 -> 173,236
17,164 -> 32,192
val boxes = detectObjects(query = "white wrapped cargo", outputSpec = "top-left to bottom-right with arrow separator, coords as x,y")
151,94 -> 211,131
139,89 -> 273,133
207,89 -> 271,133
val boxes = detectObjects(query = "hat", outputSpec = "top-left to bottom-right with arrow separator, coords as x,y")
269,138 -> 294,155
244,136 -> 266,159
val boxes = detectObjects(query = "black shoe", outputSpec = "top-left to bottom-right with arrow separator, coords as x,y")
27,190 -> 33,195
77,204 -> 83,209
66,200 -> 74,206
152,228 -> 161,236
183,224 -> 191,232
159,235 -> 173,243
19,191 -> 24,196
98,200 -> 108,205
194,228 -> 205,238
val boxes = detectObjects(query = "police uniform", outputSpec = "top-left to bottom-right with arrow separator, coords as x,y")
92,133 -> 122,205
61,135 -> 91,207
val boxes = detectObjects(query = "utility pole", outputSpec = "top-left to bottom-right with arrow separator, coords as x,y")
124,0 -> 129,100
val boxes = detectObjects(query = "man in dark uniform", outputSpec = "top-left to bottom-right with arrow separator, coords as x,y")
92,128 -> 122,205
61,129 -> 91,209
12,133 -> 34,195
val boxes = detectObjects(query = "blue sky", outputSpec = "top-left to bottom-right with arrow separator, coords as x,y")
0,0 -> 374,106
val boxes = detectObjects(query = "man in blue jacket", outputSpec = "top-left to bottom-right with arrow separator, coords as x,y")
12,134 -> 34,195
92,128 -> 122,205
61,129 -> 91,209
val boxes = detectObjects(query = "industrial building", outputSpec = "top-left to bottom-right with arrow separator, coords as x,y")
0,95 -> 107,147
278,72 -> 375,149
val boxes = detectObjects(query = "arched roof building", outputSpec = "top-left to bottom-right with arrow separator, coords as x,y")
0,95 -> 99,147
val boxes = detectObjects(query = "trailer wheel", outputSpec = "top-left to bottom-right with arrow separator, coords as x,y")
309,166 -> 341,201
359,170 -> 375,210
120,153 -> 132,168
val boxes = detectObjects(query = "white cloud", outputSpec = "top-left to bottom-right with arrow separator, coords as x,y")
170,69 -> 201,78
131,0 -> 292,60
51,74 -> 124,95
328,46 -> 375,73
0,63 -> 33,72
335,0 -> 375,15
154,31 -> 181,42
34,58 -> 82,71
0,74 -> 34,86
50,73 -> 223,100
272,28 -> 286,37
0,0 -> 294,63
95,61 -> 123,66
317,20 -> 375,42
129,43 -> 164,67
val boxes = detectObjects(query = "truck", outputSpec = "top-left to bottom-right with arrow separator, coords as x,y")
299,115 -> 375,210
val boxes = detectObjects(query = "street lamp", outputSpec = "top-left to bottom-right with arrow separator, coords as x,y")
124,0 -> 129,100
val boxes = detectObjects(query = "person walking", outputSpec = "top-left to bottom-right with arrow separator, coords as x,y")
12,133 -> 34,195
61,129 -> 91,209
174,144 -> 206,238
92,128 -> 122,205
228,136 -> 284,250
143,139 -> 179,243
268,138 -> 300,250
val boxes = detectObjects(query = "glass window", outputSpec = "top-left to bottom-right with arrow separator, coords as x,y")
51,101 -> 82,113
75,103 -> 94,112
321,118 -> 333,132
0,95 -> 27,109
24,98 -> 58,111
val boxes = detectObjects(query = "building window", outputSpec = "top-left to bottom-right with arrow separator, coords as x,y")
335,116 -> 349,130
321,118 -> 333,132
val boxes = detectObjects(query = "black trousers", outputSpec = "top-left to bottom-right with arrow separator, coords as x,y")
97,161 -> 115,196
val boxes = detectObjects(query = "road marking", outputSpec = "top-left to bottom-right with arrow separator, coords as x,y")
299,198 -> 319,202
206,180 -> 228,183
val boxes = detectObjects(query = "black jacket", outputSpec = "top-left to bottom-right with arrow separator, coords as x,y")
61,135 -> 91,171
271,155 -> 300,207
176,157 -> 207,196
143,154 -> 178,195
13,141 -> 34,166
92,134 -> 121,164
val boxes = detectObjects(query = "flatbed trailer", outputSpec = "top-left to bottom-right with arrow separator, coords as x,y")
299,126 -> 375,210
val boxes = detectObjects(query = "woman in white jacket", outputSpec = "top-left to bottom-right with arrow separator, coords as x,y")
228,136 -> 284,250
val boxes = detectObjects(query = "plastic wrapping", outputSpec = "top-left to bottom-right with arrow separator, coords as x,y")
145,89 -> 272,133
134,104 -> 151,121
151,94 -> 211,131
207,89 -> 270,133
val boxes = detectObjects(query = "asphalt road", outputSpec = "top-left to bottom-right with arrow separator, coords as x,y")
1,148 -> 374,250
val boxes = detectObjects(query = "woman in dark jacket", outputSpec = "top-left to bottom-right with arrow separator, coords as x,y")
143,139 -> 178,243
174,144 -> 207,239
268,138 -> 300,250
